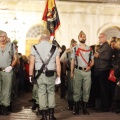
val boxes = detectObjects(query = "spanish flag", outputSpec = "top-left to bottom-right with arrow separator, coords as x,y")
42,0 -> 60,36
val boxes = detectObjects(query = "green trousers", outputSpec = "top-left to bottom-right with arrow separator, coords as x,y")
0,70 -> 13,106
73,69 -> 91,102
37,73 -> 56,110
32,84 -> 39,104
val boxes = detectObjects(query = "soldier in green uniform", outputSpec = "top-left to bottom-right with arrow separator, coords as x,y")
29,29 -> 61,120
71,31 -> 94,115
60,39 -> 77,111
0,30 -> 17,115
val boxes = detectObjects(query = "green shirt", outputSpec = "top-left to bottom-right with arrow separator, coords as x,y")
0,42 -> 17,68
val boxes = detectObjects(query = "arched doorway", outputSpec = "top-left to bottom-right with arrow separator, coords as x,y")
103,26 -> 120,41
97,23 -> 120,41
25,24 -> 44,56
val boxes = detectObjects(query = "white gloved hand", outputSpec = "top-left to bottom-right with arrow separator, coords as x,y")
4,66 -> 13,73
55,77 -> 61,85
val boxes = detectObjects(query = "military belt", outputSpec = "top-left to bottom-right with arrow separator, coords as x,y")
0,68 -> 5,71
75,66 -> 86,71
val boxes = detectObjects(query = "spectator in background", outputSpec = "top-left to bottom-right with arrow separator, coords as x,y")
109,37 -> 117,111
112,38 -> 120,114
94,33 -> 112,112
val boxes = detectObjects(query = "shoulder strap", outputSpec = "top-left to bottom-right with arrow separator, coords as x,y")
33,46 -> 44,64
11,43 -> 14,63
33,45 -> 56,80
74,47 -> 78,67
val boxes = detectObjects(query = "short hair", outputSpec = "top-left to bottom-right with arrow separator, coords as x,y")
116,38 -> 120,49
0,30 -> 5,35
42,29 -> 50,37
110,37 -> 117,43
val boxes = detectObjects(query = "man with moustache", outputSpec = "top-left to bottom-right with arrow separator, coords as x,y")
71,31 -> 94,115
0,30 -> 17,115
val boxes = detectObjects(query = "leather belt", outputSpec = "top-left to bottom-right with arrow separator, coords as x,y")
75,66 -> 86,71
0,68 -> 5,71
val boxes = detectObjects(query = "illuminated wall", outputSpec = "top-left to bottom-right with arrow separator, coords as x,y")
1,1 -> 120,55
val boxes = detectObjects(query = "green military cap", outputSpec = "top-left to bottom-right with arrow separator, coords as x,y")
79,31 -> 86,37
70,39 -> 77,45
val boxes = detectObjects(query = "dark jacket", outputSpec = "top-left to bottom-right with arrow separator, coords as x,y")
97,42 -> 112,71
112,49 -> 120,79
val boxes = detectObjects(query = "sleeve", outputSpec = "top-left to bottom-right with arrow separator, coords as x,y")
71,47 -> 76,59
55,47 -> 60,56
99,46 -> 112,61
60,51 -> 67,62
30,46 -> 35,56
91,50 -> 94,60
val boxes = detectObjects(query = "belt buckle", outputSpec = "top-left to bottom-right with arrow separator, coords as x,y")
82,67 -> 85,71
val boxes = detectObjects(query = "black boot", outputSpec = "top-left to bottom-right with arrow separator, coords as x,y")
40,110 -> 48,120
36,107 -> 42,116
115,100 -> 120,114
8,102 -> 13,112
73,102 -> 79,115
0,105 -> 3,115
2,105 -> 10,116
49,108 -> 57,120
83,102 -> 89,115
31,101 -> 39,110
29,98 -> 36,103
68,101 -> 73,110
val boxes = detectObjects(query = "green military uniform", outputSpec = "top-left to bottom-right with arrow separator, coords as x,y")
30,41 -> 59,110
0,42 -> 16,107
71,44 -> 93,115
61,50 -> 74,110
71,45 -> 93,102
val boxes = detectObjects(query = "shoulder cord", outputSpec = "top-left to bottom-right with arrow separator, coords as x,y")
79,48 -> 92,66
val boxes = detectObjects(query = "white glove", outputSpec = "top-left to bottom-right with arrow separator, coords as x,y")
50,36 -> 54,41
4,66 -> 13,73
55,77 -> 61,85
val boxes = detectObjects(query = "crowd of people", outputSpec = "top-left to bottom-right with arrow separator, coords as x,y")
0,29 -> 120,120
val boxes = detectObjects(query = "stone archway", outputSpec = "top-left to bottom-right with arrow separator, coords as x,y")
97,23 -> 120,41
25,24 -> 44,56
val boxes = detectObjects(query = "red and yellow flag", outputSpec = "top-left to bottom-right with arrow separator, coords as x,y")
42,0 -> 60,36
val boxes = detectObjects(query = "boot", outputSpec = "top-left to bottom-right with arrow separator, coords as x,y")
36,107 -> 42,116
2,105 -> 10,116
40,110 -> 48,120
68,101 -> 73,110
83,102 -> 89,115
73,102 -> 79,115
49,108 -> 57,120
8,102 -> 13,112
31,101 -> 39,110
115,100 -> 120,114
29,98 -> 36,103
0,105 -> 3,115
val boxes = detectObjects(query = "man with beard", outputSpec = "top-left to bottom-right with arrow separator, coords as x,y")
71,31 -> 94,115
